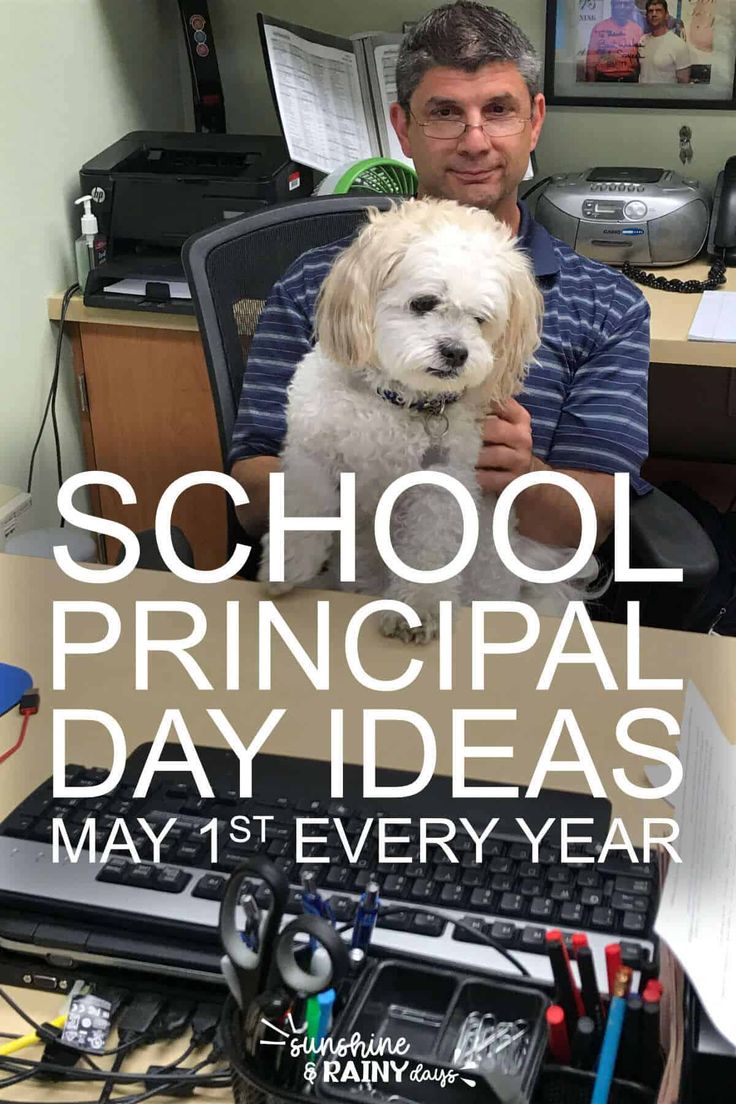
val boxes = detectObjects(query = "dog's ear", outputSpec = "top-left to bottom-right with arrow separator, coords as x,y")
491,258 -> 544,400
315,213 -> 405,368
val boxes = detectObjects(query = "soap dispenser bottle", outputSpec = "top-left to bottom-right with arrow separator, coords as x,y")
74,195 -> 99,288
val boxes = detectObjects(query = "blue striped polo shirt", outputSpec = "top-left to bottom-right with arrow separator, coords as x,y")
229,202 -> 651,493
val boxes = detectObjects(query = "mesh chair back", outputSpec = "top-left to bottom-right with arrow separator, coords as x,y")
182,195 -> 395,463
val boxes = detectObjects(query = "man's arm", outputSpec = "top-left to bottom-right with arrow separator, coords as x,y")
227,264 -> 316,536
477,287 -> 650,547
476,402 -> 614,547
232,455 -> 281,538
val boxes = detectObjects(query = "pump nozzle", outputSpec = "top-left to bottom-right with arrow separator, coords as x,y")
74,195 -> 98,246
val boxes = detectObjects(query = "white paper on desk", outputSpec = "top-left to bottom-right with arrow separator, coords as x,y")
687,291 -> 736,342
105,277 -> 191,300
654,681 -> 736,1046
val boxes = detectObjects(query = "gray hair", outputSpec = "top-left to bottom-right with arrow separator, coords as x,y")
395,1 -> 541,110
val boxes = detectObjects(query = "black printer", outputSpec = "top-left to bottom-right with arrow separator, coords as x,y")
80,131 -> 313,314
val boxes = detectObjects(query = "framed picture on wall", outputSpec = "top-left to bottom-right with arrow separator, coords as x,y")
544,0 -> 736,108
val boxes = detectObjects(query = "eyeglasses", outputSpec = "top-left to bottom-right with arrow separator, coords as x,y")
410,110 -> 532,140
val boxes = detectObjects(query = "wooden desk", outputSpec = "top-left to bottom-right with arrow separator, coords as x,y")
4,551 -> 736,825
47,295 -> 226,572
641,258 -> 736,369
1,553 -> 735,1096
47,257 -> 736,569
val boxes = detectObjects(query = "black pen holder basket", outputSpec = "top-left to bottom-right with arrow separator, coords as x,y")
223,994 -> 293,1104
222,959 -> 551,1104
532,1065 -> 657,1104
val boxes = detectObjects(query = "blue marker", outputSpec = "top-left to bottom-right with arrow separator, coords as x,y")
317,988 -> 336,1044
351,879 -> 380,952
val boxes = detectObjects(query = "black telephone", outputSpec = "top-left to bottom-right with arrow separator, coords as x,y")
707,155 -> 736,265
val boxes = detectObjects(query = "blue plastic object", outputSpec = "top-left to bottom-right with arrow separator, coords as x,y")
0,663 -> 32,717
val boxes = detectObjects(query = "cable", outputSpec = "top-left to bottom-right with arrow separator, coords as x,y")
0,986 -> 141,1061
26,280 -> 79,522
0,689 -> 40,767
0,714 -> 30,767
96,1049 -> 124,1104
0,991 -> 230,1102
0,1068 -> 39,1089
0,1052 -> 230,1091
335,904 -> 529,977
520,174 -> 552,205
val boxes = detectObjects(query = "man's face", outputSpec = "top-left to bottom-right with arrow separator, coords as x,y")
390,63 -> 544,215
611,0 -> 632,25
646,3 -> 668,29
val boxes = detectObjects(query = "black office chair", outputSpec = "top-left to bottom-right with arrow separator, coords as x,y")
182,196 -> 718,630
182,195 -> 395,580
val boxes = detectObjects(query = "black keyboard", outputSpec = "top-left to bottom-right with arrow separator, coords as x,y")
0,746 -> 657,993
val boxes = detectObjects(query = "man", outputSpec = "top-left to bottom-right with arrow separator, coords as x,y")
638,0 -> 692,82
584,0 -> 643,83
230,1 -> 650,550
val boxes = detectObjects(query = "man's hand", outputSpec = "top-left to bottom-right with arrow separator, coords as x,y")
476,398 -> 536,494
476,398 -> 614,548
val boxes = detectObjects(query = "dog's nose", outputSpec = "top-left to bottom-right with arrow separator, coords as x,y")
439,341 -> 468,368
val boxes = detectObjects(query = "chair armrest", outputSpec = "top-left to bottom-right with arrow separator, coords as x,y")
115,528 -> 195,572
629,488 -> 719,589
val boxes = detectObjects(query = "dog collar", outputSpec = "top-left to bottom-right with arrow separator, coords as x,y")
376,387 -> 460,414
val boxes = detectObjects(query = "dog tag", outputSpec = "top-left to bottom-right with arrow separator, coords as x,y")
421,443 -> 449,468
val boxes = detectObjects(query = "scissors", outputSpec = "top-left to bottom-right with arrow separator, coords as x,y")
219,855 -> 349,1011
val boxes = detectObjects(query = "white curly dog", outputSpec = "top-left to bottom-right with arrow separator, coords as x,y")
259,199 -> 599,641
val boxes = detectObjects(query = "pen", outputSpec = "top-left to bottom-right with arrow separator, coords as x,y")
576,945 -> 604,1034
605,943 -> 622,996
571,1015 -> 596,1071
301,871 -> 335,925
571,932 -> 588,957
638,956 -> 658,995
591,967 -> 632,1104
617,994 -> 643,1081
642,979 -> 663,1002
546,930 -> 583,1029
305,995 -> 322,1050
642,997 -> 663,1088
241,894 -> 261,952
545,1004 -> 571,1064
351,878 -> 380,952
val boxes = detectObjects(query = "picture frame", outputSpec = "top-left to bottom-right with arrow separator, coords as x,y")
544,0 -> 736,108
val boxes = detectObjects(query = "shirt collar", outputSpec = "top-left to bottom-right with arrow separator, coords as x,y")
517,200 -> 560,278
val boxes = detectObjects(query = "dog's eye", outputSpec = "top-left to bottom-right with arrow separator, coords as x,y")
475,316 -> 486,325
410,296 -> 440,314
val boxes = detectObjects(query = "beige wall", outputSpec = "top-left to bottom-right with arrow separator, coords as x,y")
208,0 -> 733,194
0,0 -> 185,529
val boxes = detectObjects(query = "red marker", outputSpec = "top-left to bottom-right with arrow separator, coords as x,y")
546,1004 -> 572,1064
642,980 -> 663,1004
605,943 -> 622,996
547,929 -> 585,1019
571,932 -> 589,957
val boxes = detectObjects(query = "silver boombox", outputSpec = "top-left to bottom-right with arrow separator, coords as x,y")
535,167 -> 710,266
